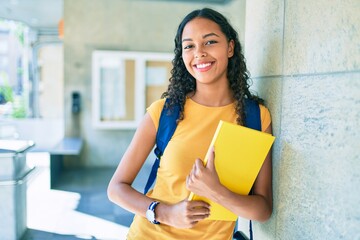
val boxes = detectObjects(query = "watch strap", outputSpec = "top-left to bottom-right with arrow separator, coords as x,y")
148,201 -> 160,224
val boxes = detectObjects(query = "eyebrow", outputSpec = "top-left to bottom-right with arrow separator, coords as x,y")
182,32 -> 220,43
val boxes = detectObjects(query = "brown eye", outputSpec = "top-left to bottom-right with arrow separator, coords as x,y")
184,44 -> 194,50
183,44 -> 194,50
205,40 -> 217,45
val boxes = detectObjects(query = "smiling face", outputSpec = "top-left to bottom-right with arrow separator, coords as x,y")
181,17 -> 234,87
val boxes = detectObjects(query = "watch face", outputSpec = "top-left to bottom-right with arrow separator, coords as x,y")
146,209 -> 155,222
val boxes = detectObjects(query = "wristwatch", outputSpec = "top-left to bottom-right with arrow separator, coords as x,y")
146,201 -> 160,224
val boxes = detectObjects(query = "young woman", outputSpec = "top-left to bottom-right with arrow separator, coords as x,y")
108,8 -> 273,240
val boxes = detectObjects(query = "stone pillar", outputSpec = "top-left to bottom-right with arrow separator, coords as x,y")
244,0 -> 360,239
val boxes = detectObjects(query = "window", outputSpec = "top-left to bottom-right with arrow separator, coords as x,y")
0,19 -> 31,119
92,50 -> 173,129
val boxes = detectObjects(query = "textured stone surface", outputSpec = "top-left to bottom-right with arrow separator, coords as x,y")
278,73 -> 360,239
245,0 -> 360,239
245,0 -> 284,77
284,0 -> 360,75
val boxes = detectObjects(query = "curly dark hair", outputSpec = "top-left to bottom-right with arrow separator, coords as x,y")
161,8 -> 263,125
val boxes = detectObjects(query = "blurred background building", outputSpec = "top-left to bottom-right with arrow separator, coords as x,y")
0,0 -> 359,239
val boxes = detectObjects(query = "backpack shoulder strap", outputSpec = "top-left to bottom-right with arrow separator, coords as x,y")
154,99 -> 180,157
234,98 -> 261,240
143,99 -> 180,194
244,98 -> 261,131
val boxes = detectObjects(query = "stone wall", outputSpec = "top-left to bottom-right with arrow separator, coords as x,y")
245,0 -> 360,239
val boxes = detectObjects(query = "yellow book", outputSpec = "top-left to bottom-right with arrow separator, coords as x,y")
188,120 -> 275,221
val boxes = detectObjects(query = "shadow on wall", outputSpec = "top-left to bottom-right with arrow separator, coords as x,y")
245,38 -> 284,239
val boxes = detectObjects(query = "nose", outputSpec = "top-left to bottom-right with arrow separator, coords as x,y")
195,47 -> 207,58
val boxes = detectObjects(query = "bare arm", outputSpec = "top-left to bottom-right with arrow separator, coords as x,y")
107,113 -> 157,217
187,123 -> 273,222
107,113 -> 211,228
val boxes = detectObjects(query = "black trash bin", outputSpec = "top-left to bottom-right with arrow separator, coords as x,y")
0,140 -> 35,240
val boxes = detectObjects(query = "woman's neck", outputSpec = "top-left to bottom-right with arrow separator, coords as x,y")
188,87 -> 234,107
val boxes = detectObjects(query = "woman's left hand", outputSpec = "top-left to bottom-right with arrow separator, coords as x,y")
186,147 -> 222,199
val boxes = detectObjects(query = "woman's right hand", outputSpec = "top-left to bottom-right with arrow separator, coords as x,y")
156,199 -> 211,229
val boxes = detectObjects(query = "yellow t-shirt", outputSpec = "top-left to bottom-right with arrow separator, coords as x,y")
127,98 -> 271,240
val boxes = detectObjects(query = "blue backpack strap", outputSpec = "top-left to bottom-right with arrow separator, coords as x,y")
234,98 -> 261,240
244,98 -> 261,131
143,98 -> 180,194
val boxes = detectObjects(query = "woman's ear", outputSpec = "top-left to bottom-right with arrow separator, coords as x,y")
228,40 -> 235,58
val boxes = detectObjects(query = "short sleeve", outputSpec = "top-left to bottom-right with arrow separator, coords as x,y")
146,99 -> 166,132
259,105 -> 272,132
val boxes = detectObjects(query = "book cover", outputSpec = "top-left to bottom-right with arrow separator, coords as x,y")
188,120 -> 275,221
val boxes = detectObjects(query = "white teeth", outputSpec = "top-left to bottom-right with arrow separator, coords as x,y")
196,63 -> 211,69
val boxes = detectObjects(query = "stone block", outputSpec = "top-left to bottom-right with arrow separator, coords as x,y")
284,0 -> 360,74
245,0 -> 284,77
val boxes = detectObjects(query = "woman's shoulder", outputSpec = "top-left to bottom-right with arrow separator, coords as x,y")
146,98 -> 166,131
147,98 -> 166,111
